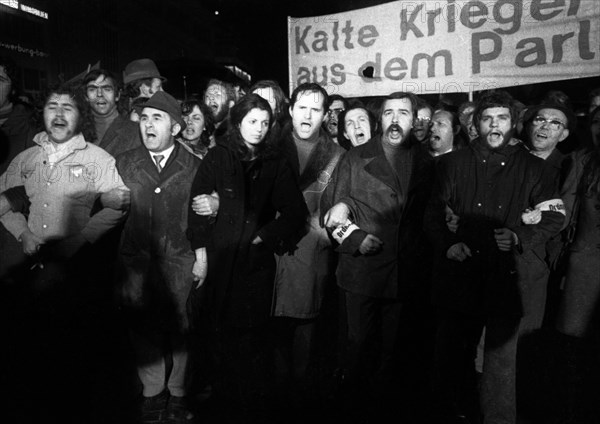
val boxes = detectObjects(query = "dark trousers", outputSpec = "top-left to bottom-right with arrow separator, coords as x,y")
344,290 -> 402,392
433,308 -> 520,424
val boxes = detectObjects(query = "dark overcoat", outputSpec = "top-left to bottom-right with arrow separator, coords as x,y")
187,140 -> 308,328
116,142 -> 200,334
424,140 -> 564,317
272,126 -> 344,318
320,136 -> 434,299
97,114 -> 141,158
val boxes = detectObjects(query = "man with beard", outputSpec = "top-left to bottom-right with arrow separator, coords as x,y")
204,79 -> 235,138
322,92 -> 434,410
323,94 -> 348,140
83,68 -> 140,157
425,91 -> 564,424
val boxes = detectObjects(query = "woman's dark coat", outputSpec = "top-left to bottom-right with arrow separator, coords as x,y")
187,140 -> 308,328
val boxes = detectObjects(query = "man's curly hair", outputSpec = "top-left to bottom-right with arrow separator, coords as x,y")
43,83 -> 96,143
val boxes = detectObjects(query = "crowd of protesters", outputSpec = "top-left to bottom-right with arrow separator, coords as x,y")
0,54 -> 599,424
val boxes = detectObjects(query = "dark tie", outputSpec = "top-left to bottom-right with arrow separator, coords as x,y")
153,154 -> 164,173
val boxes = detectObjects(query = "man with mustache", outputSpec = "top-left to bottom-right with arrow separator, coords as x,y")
0,85 -> 126,261
321,92 -> 434,409
425,91 -> 565,424
203,78 -> 235,138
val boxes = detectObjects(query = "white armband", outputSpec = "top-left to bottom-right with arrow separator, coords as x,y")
332,219 -> 360,244
535,199 -> 566,215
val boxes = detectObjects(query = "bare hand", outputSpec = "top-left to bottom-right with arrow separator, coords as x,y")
494,228 -> 518,251
192,248 -> 208,288
100,187 -> 131,210
192,191 -> 219,217
521,208 -> 541,225
20,230 -> 44,255
251,235 -> 263,245
358,234 -> 383,255
445,207 -> 460,233
446,242 -> 472,262
323,202 -> 350,228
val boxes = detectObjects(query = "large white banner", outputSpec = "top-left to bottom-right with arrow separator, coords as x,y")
288,0 -> 600,96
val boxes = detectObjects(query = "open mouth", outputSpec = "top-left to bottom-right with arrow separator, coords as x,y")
534,132 -> 548,140
388,124 -> 402,138
52,119 -> 67,128
355,131 -> 365,143
300,122 -> 312,131
488,131 -> 503,141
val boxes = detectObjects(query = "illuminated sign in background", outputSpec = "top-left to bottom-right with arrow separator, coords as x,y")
0,0 -> 48,19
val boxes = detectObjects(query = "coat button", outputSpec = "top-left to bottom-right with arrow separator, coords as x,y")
477,203 -> 482,207
154,187 -> 161,194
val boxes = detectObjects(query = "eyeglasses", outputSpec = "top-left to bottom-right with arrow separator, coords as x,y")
327,108 -> 344,117
532,115 -> 566,130
415,116 -> 431,126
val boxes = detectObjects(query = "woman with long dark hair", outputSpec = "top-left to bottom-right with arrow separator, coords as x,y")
187,94 -> 307,416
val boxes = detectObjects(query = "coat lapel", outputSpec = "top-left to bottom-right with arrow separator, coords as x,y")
361,137 -> 400,192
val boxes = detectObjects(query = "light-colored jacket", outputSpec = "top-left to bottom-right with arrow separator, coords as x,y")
0,132 -> 126,243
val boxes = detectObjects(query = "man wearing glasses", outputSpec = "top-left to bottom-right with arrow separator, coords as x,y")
525,102 -> 574,165
83,69 -> 140,158
323,94 -> 348,139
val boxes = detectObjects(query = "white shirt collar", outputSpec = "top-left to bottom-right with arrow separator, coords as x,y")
150,143 -> 175,168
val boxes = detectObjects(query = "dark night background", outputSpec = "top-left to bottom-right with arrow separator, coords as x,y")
0,0 -> 598,109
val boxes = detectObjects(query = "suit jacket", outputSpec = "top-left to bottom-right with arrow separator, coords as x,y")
321,136 -> 434,299
116,142 -> 200,333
